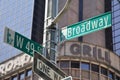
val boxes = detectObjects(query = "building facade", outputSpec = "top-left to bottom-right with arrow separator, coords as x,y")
112,0 -> 120,56
57,0 -> 120,80
0,0 -> 34,63
0,0 -> 45,80
0,54 -> 33,80
0,0 -> 120,80
0,0 -> 45,63
57,41 -> 120,80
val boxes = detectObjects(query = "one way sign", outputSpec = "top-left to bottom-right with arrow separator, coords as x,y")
33,52 -> 67,80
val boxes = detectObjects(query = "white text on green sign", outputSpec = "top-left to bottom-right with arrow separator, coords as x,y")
61,12 -> 111,41
4,27 -> 43,56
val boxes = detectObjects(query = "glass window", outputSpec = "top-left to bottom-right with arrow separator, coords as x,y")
114,5 -> 120,11
101,67 -> 107,76
71,61 -> 80,68
60,61 -> 69,68
115,49 -> 120,54
91,64 -> 99,72
115,43 -> 120,50
113,45 -> 116,51
0,0 -> 34,63
11,75 -> 17,80
109,71 -> 114,79
113,10 -> 120,18
114,29 -> 120,37
19,72 -> 25,80
114,17 -> 120,23
113,0 -> 118,5
81,62 -> 90,70
114,36 -> 120,43
114,23 -> 120,30
26,69 -> 32,77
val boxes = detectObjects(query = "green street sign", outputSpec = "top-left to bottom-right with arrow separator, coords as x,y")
4,27 -> 43,56
60,11 -> 112,41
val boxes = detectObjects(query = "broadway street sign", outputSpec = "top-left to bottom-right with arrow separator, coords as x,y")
60,11 -> 111,41
33,52 -> 66,80
4,27 -> 43,56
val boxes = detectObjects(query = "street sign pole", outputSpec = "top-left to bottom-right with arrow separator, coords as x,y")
43,0 -> 71,63
4,27 -> 43,56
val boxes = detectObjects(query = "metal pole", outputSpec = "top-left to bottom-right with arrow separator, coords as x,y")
43,0 -> 71,63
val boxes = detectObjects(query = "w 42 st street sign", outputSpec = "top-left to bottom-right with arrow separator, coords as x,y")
4,27 -> 43,56
60,11 -> 112,41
